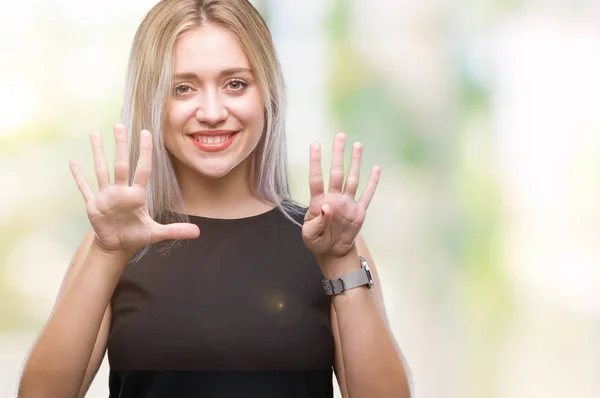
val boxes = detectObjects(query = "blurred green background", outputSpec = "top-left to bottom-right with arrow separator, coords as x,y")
2,1 -> 600,397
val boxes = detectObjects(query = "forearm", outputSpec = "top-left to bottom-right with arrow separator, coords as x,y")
321,249 -> 410,398
18,243 -> 128,398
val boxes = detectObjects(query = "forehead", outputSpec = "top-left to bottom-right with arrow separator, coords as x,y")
173,24 -> 250,74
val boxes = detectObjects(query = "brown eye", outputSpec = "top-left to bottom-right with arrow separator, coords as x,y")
174,84 -> 192,96
227,79 -> 248,91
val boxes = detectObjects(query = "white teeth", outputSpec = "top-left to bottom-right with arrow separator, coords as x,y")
193,134 -> 233,145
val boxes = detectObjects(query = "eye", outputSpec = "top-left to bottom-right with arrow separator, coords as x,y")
226,79 -> 248,91
174,83 -> 193,96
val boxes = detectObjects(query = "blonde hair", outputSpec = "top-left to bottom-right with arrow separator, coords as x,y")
122,0 -> 302,260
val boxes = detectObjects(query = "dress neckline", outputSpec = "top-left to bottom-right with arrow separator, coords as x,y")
183,205 -> 280,223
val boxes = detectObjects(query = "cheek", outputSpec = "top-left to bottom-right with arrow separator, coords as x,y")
164,103 -> 194,154
234,93 -> 265,131
166,101 -> 196,130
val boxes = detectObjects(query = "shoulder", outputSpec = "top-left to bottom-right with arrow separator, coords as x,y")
276,199 -> 308,226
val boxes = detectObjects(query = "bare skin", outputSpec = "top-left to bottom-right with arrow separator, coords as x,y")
17,126 -> 200,398
18,23 -> 411,398
302,134 -> 411,397
17,127 -> 411,398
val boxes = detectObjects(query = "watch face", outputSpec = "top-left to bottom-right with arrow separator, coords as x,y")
359,256 -> 375,285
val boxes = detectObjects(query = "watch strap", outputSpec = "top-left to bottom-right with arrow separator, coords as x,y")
322,266 -> 372,296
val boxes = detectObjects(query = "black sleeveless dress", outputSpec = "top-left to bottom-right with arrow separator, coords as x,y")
107,206 -> 335,397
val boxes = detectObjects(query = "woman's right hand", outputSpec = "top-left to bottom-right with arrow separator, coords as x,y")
69,123 -> 200,257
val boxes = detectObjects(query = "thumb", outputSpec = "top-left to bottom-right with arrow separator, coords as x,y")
302,204 -> 333,241
152,222 -> 200,243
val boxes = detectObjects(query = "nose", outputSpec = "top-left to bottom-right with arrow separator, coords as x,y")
195,90 -> 228,126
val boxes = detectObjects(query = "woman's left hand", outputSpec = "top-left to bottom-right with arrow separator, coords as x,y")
302,133 -> 380,262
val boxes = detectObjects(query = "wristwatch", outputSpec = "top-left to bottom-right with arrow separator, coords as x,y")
322,256 -> 375,296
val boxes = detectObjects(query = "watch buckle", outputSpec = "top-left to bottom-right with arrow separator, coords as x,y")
323,278 -> 345,295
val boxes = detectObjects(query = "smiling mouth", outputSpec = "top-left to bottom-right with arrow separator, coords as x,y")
188,131 -> 238,152
191,133 -> 234,145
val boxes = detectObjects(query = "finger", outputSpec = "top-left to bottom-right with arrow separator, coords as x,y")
302,204 -> 334,241
90,131 -> 110,190
113,123 -> 129,186
308,142 -> 324,199
69,160 -> 94,202
343,142 -> 362,198
133,130 -> 153,188
328,133 -> 346,193
151,223 -> 200,243
358,166 -> 381,209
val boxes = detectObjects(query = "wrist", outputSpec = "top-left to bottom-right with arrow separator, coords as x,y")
317,244 -> 361,280
77,239 -> 133,287
90,238 -> 135,264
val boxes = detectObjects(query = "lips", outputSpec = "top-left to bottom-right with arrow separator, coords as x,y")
192,133 -> 233,145
188,131 -> 238,152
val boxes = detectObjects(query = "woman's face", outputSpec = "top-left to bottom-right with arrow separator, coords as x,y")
164,24 -> 264,180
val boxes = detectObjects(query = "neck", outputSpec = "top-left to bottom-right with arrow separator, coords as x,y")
175,157 -> 274,219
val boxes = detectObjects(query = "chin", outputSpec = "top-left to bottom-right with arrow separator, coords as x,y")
194,162 -> 240,180
200,170 -> 233,179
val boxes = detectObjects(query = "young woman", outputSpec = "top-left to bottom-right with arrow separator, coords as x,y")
18,1 -> 411,397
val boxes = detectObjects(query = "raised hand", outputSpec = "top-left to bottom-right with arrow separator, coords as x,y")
302,133 -> 380,261
69,124 -> 200,257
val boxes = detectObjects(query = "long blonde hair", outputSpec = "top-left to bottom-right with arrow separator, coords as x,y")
122,0 -> 302,260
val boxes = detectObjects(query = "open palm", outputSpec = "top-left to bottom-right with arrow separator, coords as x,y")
69,124 -> 199,257
302,133 -> 380,260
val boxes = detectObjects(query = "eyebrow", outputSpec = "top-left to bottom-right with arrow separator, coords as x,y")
174,68 -> 253,81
